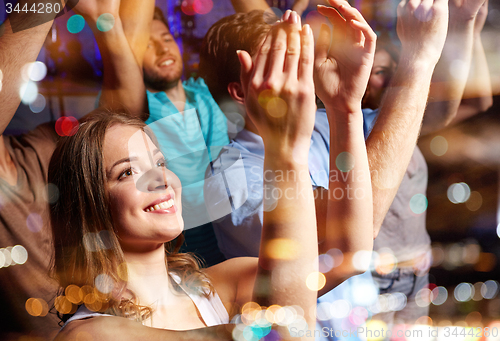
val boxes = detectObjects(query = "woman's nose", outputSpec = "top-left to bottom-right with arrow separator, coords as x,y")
135,167 -> 168,193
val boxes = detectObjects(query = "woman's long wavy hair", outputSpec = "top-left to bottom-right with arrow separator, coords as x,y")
49,112 -> 213,323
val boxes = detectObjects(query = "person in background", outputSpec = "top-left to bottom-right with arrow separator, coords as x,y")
363,0 -> 492,329
86,1 -> 229,266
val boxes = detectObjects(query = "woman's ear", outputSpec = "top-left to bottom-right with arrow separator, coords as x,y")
227,82 -> 245,105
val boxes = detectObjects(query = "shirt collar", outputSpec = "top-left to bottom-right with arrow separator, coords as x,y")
232,128 -> 265,158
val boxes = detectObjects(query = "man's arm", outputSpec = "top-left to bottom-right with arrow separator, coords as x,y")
0,1 -> 60,135
313,0 -> 375,289
73,0 -> 151,118
420,0 -> 491,135
368,0 -> 449,231
230,0 -> 269,13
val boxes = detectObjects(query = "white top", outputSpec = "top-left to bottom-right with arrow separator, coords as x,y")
61,273 -> 229,330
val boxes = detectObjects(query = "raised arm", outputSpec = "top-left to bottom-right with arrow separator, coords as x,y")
420,0 -> 491,135
455,0 -> 493,118
73,0 -> 150,117
230,0 -> 270,12
367,0 -> 449,231
313,0 -> 374,290
0,1 -> 59,135
236,12 -> 318,332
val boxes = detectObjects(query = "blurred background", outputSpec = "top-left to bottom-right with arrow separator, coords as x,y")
1,0 -> 500,334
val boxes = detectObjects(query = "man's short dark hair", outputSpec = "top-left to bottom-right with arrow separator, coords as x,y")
153,7 -> 171,32
199,10 -> 276,105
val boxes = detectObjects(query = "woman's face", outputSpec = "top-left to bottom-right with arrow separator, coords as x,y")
363,49 -> 397,109
103,124 -> 183,252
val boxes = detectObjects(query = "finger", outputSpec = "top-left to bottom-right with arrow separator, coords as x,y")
327,0 -> 368,25
265,24 -> 288,87
237,50 -> 253,97
317,5 -> 347,45
349,19 -> 377,54
315,23 -> 331,62
284,11 -> 302,79
298,24 -> 314,82
252,28 -> 274,86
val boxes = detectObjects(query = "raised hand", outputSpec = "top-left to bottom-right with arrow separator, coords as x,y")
73,0 -> 121,23
314,0 -> 376,115
450,0 -> 487,21
397,0 -> 449,65
473,0 -> 488,34
237,11 -> 316,157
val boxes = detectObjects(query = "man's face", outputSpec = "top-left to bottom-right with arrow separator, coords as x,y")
143,20 -> 183,92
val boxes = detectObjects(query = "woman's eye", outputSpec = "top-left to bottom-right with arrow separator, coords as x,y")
156,159 -> 166,168
119,168 -> 134,180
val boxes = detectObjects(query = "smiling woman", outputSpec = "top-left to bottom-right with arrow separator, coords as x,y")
48,112 -> 213,326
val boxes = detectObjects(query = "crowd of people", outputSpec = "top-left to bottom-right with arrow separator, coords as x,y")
0,0 -> 492,340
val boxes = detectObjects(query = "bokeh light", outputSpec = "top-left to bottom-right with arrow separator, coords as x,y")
447,182 -> 471,204
19,81 -> 38,104
10,245 -> 28,265
365,319 -> 388,341
330,299 -> 351,319
55,116 -> 79,136
415,288 -> 433,307
95,273 -> 114,294
264,238 -> 298,260
29,94 -> 46,113
193,0 -> 213,15
67,14 -> 85,34
25,297 -> 49,317
454,282 -> 474,302
266,97 -> 287,118
430,135 -> 448,156
181,0 -> 196,16
55,295 -> 74,315
481,280 -> 499,299
352,250 -> 371,271
65,285 -> 83,304
317,253 -> 334,273
336,151 -> 355,172
316,302 -> 332,321
466,191 -> 482,211
96,13 -> 115,32
431,286 -> 448,306
409,193 -> 428,214
306,271 -> 326,291
26,213 -> 43,233
22,61 -> 47,82
348,306 -> 369,326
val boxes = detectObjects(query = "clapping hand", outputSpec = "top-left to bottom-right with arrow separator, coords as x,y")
314,0 -> 376,116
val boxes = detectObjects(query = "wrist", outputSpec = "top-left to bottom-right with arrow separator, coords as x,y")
264,142 -> 310,167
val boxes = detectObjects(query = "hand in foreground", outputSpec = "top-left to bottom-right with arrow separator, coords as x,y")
237,11 -> 316,158
314,0 -> 376,115
397,0 -> 449,64
450,0 -> 487,22
472,0 -> 488,34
